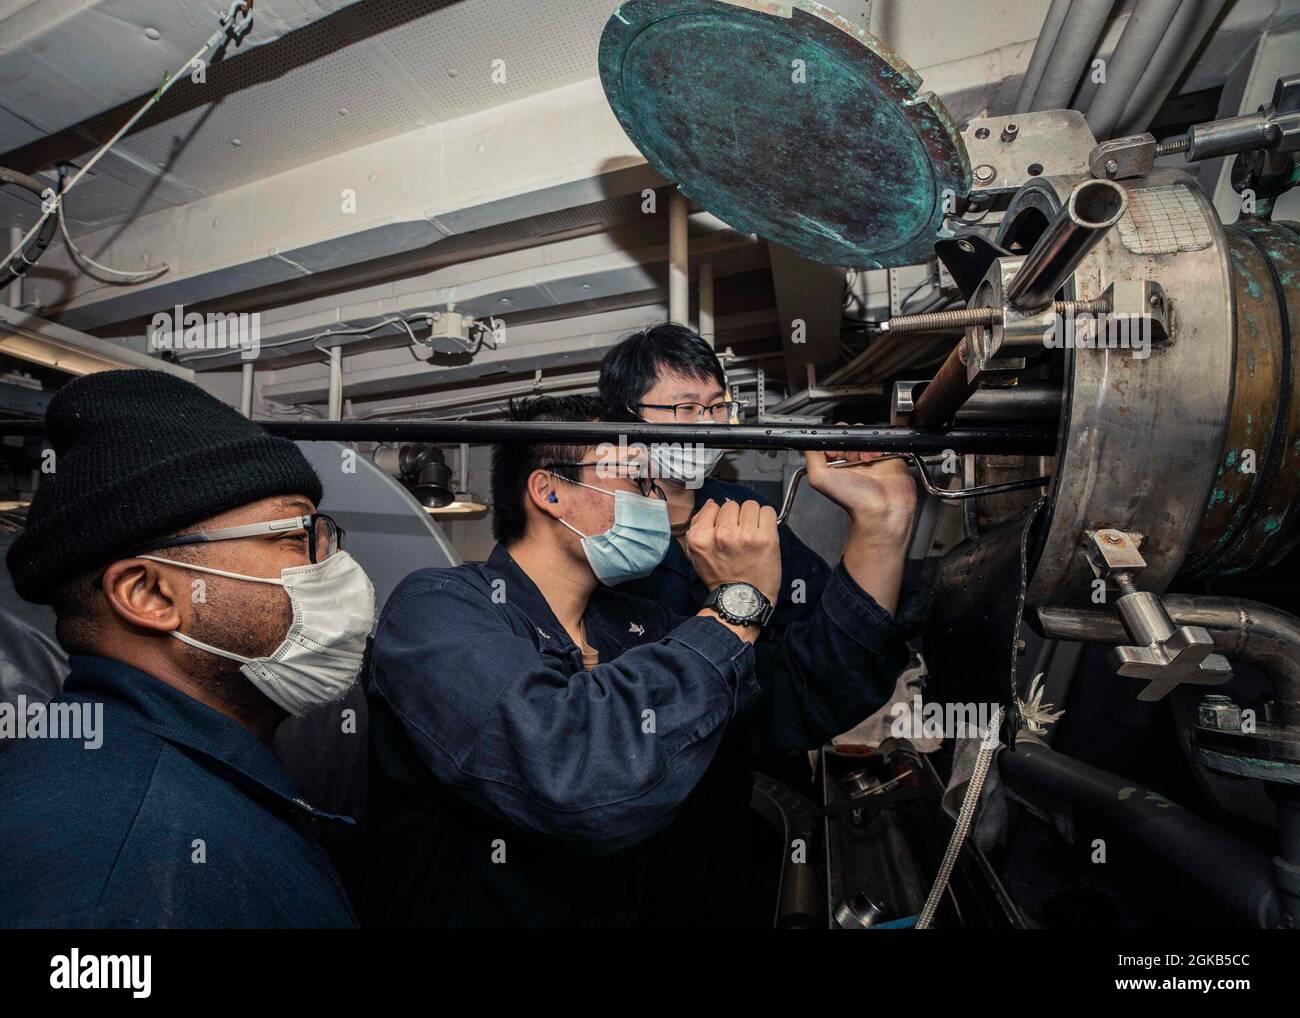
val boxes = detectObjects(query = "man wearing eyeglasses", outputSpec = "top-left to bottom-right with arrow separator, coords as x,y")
0,370 -> 362,928
598,323 -> 835,629
364,394 -> 915,927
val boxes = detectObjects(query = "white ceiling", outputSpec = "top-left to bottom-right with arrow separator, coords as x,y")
0,0 -> 620,230
3,0 -> 1291,417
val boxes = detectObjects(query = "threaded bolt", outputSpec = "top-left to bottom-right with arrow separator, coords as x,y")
882,299 -> 1110,334
882,307 -> 998,334
1113,572 -> 1139,597
1155,135 -> 1190,157
1056,298 -> 1111,317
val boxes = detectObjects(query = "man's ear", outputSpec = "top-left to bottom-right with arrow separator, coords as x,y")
525,468 -> 564,520
100,559 -> 186,634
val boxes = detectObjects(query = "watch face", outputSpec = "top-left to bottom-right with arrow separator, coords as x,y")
720,584 -> 762,619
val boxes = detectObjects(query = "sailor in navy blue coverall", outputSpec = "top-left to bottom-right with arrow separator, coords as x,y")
364,395 -> 917,927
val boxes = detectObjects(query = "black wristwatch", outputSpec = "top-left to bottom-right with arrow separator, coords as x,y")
704,582 -> 775,628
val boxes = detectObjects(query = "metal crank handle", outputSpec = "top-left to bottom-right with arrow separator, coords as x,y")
775,453 -> 1050,525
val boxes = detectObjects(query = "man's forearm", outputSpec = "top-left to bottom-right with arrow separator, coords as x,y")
841,515 -> 911,616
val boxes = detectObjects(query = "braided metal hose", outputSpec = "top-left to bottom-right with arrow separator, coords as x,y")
915,705 -> 1004,929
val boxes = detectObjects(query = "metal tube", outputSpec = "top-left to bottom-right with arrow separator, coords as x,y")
1186,113 -> 1284,161
1030,0 -> 1114,112
327,346 -> 343,421
1035,596 -> 1300,709
0,418 -> 1045,454
1005,178 -> 1127,311
1014,0 -> 1073,114
910,338 -> 976,429
1084,0 -> 1183,141
955,383 -> 1063,422
239,361 -> 254,419
698,261 -> 714,348
669,191 -> 689,325
999,738 -> 1283,927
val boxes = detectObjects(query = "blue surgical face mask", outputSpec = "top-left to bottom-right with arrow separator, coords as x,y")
550,472 -> 671,586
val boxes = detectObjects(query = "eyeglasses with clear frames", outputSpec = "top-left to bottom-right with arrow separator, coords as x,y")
126,513 -> 345,565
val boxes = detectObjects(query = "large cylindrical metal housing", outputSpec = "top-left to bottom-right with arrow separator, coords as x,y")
967,163 -> 1300,609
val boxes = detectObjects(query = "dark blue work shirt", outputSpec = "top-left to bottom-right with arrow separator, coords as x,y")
0,656 -> 356,928
616,477 -> 833,627
363,542 -> 907,928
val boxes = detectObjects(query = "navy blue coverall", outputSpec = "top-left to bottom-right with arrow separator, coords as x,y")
0,656 -> 356,928
363,541 -> 908,928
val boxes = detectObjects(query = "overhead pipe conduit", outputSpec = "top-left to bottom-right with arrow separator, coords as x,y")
1113,0 -> 1230,137
1027,0 -> 1114,113
1083,0 -> 1183,141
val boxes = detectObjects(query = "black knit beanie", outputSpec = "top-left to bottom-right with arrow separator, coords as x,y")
7,370 -> 323,604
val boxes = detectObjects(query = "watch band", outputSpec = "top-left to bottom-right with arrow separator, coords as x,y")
705,582 -> 774,628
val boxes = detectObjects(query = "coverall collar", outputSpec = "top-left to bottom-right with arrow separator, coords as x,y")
62,654 -> 350,823
483,544 -> 654,656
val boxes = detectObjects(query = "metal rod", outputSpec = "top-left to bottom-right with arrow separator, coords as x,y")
1155,135 -> 1190,157
882,299 -> 1109,334
239,361 -> 254,419
0,417 -> 1058,454
698,261 -> 715,348
910,337 -> 976,429
1005,178 -> 1128,311
955,383 -> 1063,423
669,191 -> 689,325
327,346 -> 343,421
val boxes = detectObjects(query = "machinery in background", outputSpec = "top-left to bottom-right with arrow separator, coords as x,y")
598,0 -> 1300,928
2,0 -> 1298,930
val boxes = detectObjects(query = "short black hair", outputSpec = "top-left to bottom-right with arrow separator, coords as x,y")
598,323 -> 726,415
490,395 -> 606,546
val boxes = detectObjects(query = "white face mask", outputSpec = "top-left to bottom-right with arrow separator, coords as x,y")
648,443 -> 725,487
140,551 -> 376,717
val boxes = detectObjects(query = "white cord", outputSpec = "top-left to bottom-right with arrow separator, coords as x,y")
185,313 -> 439,362
58,202 -> 170,281
0,1 -> 250,277
915,705 -> 1004,929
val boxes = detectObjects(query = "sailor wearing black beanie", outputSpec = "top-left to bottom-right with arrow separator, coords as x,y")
0,370 -> 366,929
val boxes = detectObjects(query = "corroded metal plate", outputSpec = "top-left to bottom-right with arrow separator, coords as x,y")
599,0 -> 969,268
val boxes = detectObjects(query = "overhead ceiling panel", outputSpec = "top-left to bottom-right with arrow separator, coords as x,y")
0,0 -> 365,141
364,0 -> 614,121
116,32 -> 430,196
2,0 -> 635,235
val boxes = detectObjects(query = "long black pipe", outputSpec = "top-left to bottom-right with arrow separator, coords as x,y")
1000,739 -> 1284,927
0,417 -> 1056,455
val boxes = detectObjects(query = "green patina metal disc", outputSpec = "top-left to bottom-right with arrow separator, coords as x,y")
600,0 -> 970,268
